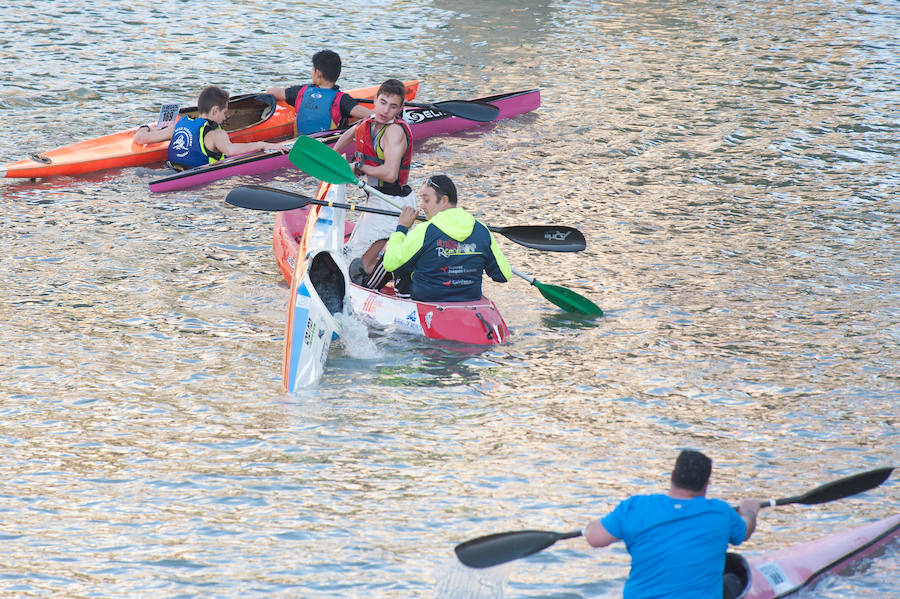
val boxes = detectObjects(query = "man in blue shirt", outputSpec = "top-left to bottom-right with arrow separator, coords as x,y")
584,450 -> 760,599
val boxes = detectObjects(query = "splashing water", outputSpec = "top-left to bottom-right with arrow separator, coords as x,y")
335,307 -> 382,359
434,559 -> 512,599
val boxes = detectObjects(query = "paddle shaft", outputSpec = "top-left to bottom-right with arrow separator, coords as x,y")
225,185 -> 584,253
355,99 -> 499,122
511,267 -> 536,285
344,182 -> 584,247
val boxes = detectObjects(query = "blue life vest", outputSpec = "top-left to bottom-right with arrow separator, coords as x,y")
295,85 -> 342,135
168,116 -> 222,168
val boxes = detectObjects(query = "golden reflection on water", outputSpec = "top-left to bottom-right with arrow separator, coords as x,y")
1,0 -> 898,597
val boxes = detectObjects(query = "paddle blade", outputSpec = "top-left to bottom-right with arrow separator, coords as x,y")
779,467 -> 894,506
455,530 -> 581,569
225,185 -> 311,212
496,225 -> 586,252
534,280 -> 603,315
288,135 -> 358,184
430,100 -> 499,122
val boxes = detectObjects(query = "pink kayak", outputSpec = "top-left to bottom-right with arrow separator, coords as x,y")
149,89 -> 540,192
727,514 -> 900,598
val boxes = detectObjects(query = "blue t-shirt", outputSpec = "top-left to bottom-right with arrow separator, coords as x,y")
601,494 -> 746,599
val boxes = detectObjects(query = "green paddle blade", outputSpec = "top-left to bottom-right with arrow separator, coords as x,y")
288,135 -> 359,185
534,280 -> 603,315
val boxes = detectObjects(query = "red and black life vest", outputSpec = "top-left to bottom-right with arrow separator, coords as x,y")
354,116 -> 412,195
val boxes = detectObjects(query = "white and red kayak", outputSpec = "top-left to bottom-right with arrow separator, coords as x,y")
274,183 -> 509,356
726,514 -> 900,598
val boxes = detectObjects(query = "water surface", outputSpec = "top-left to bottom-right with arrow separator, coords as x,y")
1,1 -> 897,597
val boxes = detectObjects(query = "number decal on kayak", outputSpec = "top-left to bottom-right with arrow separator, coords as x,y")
757,562 -> 792,593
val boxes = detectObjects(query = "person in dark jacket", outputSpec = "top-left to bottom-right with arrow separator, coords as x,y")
382,174 -> 511,302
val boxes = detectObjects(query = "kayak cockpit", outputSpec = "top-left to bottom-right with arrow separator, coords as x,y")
308,251 -> 345,316
177,93 -> 277,133
724,552 -> 751,599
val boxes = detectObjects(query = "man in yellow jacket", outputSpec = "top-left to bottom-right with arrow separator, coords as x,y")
382,174 -> 511,301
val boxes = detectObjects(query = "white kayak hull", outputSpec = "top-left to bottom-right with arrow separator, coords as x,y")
281,184 -> 349,390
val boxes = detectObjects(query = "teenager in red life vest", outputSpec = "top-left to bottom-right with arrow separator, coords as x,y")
333,79 -> 417,290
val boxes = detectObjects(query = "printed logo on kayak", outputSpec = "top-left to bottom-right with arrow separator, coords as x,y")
362,294 -> 379,314
405,109 -> 448,124
170,129 -> 193,158
544,230 -> 572,241
394,309 -> 420,330
757,562 -> 792,593
303,319 -> 317,346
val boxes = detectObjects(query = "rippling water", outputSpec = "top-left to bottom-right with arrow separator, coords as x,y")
1,1 -> 897,597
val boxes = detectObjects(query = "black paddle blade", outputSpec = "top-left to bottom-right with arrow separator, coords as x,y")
454,530 -> 581,569
496,225 -> 586,252
782,467 -> 894,506
225,185 -> 310,212
430,100 -> 499,122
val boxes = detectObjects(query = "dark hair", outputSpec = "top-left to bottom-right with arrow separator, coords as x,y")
671,450 -> 712,492
426,174 -> 457,206
376,78 -> 406,103
198,86 -> 229,114
312,49 -> 342,83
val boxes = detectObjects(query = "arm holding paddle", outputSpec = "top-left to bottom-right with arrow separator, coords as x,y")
397,205 -> 418,230
738,498 -> 760,540
583,520 -> 618,548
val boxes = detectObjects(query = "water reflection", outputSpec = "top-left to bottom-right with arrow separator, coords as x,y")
1,0 -> 898,597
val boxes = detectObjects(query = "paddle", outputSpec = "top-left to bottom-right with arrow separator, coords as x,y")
758,466 -> 895,507
511,267 -> 603,314
454,467 -> 895,569
356,98 -> 499,122
225,184 -> 585,253
288,136 -> 603,314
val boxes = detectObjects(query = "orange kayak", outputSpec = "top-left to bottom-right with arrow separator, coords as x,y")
1,80 -> 419,179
